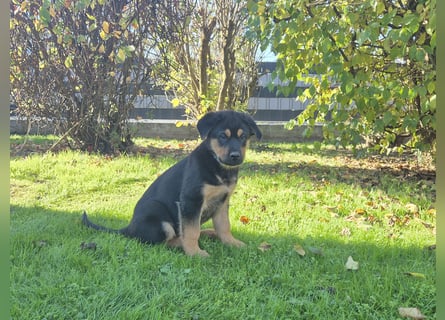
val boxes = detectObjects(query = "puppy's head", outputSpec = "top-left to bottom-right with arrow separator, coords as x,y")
197,111 -> 262,168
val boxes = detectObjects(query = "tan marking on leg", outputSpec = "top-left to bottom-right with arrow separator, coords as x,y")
212,199 -> 245,247
181,222 -> 209,257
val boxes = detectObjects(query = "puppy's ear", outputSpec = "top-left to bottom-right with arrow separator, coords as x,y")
197,112 -> 220,139
241,113 -> 262,140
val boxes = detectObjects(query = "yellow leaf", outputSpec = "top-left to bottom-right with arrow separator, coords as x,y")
116,48 -> 126,63
355,208 -> 366,215
427,208 -> 436,215
175,121 -> 184,128
49,6 -> 56,17
293,244 -> 305,256
64,56 -> 73,68
99,29 -> 107,40
102,21 -> 110,34
171,98 -> 180,108
345,256 -> 359,270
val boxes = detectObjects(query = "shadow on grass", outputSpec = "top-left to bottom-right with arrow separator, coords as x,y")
241,160 -> 436,202
10,204 -> 436,268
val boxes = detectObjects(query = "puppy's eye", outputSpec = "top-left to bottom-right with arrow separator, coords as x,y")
219,132 -> 228,141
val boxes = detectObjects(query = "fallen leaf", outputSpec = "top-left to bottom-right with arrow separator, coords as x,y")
33,240 -> 48,248
357,222 -> 373,231
307,246 -> 323,256
418,220 -> 435,229
427,208 -> 436,216
315,286 -> 337,295
355,208 -> 366,215
340,227 -> 351,237
345,256 -> 359,270
258,242 -> 272,252
405,203 -> 419,214
293,244 -> 306,256
80,242 -> 97,250
325,205 -> 338,213
239,215 -> 250,224
398,307 -> 426,319
102,21 -> 109,33
404,272 -> 426,279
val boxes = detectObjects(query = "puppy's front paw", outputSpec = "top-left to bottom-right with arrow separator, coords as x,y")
186,249 -> 210,257
183,246 -> 210,257
221,236 -> 245,247
230,238 -> 246,247
197,249 -> 210,257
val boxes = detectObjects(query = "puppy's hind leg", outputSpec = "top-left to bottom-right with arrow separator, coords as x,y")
163,222 -> 182,248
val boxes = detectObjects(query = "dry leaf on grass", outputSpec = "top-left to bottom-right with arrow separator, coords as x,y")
307,246 -> 323,256
33,240 -> 49,248
405,203 -> 419,214
258,242 -> 272,252
427,208 -> 436,215
340,227 -> 351,237
80,242 -> 97,250
345,256 -> 359,270
398,307 -> 426,319
239,215 -> 250,224
293,244 -> 306,256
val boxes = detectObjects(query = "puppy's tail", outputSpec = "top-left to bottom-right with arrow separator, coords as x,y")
81,211 -> 123,234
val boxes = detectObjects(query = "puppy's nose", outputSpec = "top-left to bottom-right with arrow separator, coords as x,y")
229,151 -> 241,161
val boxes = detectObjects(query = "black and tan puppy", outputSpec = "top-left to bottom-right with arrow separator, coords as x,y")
82,110 -> 262,256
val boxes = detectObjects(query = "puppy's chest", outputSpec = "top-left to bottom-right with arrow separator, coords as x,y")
200,176 -> 237,223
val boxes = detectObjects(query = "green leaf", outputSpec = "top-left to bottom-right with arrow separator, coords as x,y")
39,7 -> 51,26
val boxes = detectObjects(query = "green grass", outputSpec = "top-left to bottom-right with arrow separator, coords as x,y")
10,135 -> 436,319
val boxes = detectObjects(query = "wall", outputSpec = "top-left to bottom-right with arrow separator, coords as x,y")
10,117 -> 324,142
